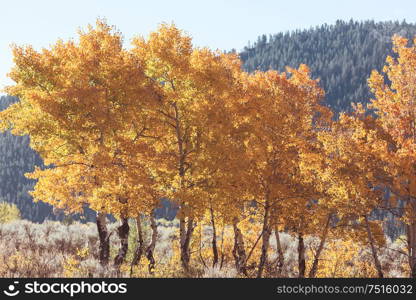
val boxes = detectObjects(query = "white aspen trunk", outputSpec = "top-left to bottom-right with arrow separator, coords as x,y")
309,214 -> 331,278
146,214 -> 158,273
114,217 -> 130,267
364,215 -> 384,278
232,217 -> 248,276
96,211 -> 110,266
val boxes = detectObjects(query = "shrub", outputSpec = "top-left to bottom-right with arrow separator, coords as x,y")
0,202 -> 21,223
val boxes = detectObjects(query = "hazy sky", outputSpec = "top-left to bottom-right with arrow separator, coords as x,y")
1,0 -> 416,89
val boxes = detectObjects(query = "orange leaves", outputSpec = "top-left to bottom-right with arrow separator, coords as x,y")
229,64 -> 333,237
2,20 -> 401,245
365,35 -> 416,226
132,23 -> 193,82
2,20 -> 164,218
369,35 -> 416,153
6,21 -> 154,145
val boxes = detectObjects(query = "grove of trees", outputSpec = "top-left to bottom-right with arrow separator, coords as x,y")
1,20 -> 416,278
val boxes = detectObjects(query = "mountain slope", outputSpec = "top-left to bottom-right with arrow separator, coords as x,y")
0,95 -> 54,222
240,19 -> 416,112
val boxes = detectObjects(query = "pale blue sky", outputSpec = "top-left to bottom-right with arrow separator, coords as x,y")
1,0 -> 415,89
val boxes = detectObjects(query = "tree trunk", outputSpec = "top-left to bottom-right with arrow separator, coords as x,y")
298,232 -> 306,278
114,217 -> 130,267
274,226 -> 284,276
309,214 -> 331,278
232,217 -> 248,276
96,212 -> 110,266
257,203 -> 271,278
406,222 -> 416,278
179,217 -> 195,274
406,196 -> 416,278
146,214 -> 158,274
130,215 -> 145,276
219,225 -> 226,269
364,215 -> 384,278
210,205 -> 219,267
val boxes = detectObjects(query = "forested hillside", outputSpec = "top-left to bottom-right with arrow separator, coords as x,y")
240,20 -> 416,112
0,95 -> 53,222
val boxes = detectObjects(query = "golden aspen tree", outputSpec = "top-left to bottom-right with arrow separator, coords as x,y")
190,54 -> 253,272
0,20 -> 160,266
131,24 -> 245,273
231,65 -> 331,278
313,107 -> 391,278
368,35 -> 416,278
